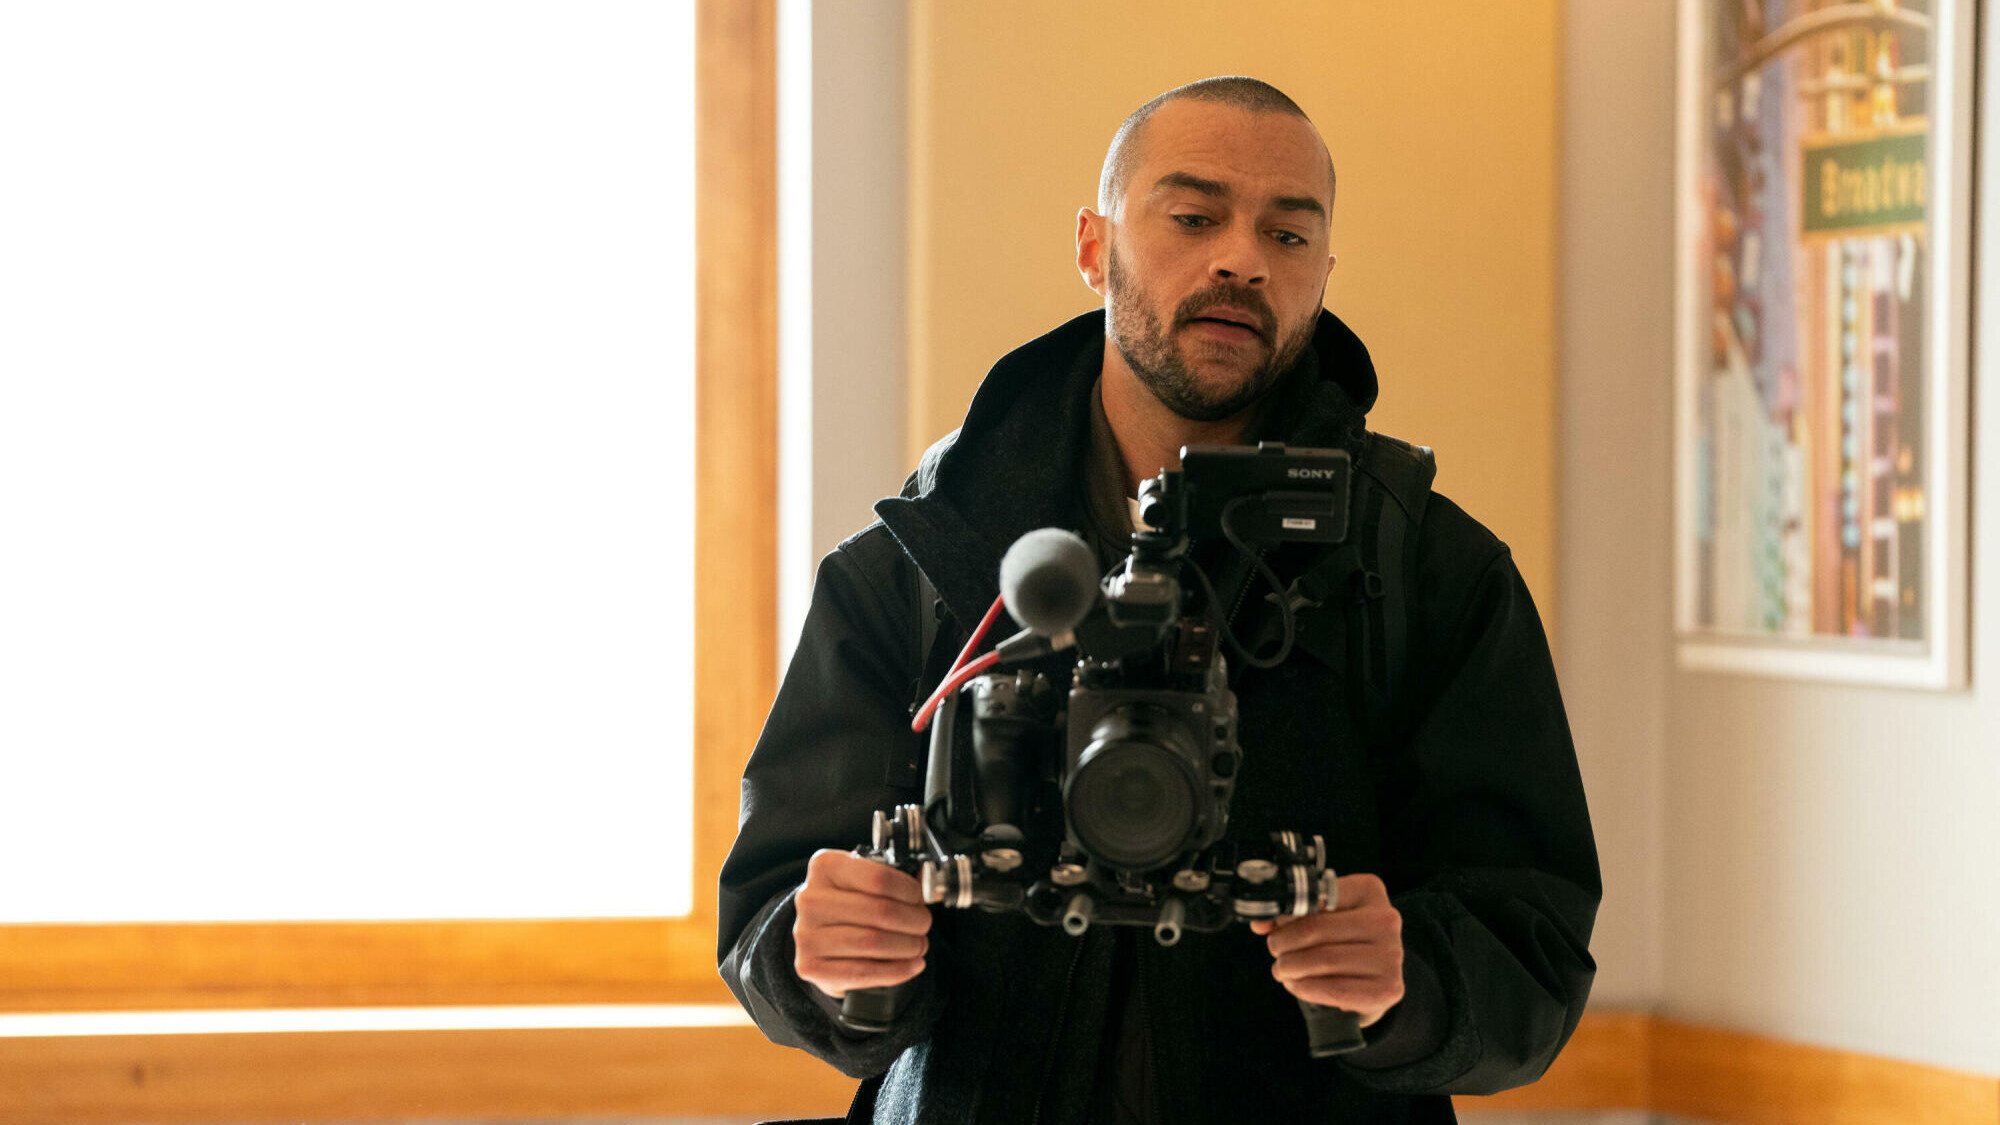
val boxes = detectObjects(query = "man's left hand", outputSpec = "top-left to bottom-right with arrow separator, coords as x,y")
1248,872 -> 1405,1028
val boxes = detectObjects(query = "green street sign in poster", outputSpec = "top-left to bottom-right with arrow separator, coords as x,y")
1801,127 -> 1928,238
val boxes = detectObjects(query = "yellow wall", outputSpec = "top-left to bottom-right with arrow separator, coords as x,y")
907,0 -> 1562,621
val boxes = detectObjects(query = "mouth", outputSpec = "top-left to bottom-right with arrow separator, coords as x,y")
1183,313 -> 1266,343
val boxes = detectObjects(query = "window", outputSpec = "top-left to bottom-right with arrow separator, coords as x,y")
0,0 -> 771,1011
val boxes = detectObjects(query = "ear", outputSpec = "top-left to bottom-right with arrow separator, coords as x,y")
1076,207 -> 1110,296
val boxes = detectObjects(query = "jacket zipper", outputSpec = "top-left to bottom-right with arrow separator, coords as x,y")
1226,551 -> 1262,626
1029,937 -> 1087,1125
1221,547 -> 1268,671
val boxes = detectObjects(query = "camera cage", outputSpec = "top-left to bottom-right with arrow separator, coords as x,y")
841,442 -> 1367,1056
921,440 -> 1355,864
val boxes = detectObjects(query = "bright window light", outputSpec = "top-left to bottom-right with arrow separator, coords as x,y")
0,3 -> 694,921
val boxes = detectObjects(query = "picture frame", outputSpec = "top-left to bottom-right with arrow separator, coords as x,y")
1673,0 -> 1975,689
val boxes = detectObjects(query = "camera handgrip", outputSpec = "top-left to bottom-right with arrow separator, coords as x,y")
1298,1000 -> 1366,1057
837,983 -> 907,1034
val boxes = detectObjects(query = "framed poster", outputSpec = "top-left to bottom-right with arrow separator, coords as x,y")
1674,0 -> 1974,689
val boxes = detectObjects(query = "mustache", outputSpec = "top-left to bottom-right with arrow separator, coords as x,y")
1173,288 -> 1275,341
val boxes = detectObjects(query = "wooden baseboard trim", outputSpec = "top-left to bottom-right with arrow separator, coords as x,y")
1645,1017 -> 2000,1125
3,1010 -> 1996,1124
0,1025 -> 856,1125
1460,1012 -> 2000,1124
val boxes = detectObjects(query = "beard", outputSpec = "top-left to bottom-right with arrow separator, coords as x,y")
1105,246 -> 1316,423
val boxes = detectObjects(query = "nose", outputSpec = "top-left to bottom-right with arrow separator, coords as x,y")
1209,223 -> 1269,286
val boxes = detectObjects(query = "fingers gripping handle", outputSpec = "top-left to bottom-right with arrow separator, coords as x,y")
833,807 -> 925,1034
1301,864 -> 1367,1057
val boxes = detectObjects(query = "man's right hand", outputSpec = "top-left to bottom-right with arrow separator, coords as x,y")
793,847 -> 933,999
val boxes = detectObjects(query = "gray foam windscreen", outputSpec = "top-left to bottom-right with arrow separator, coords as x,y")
998,527 -> 1099,636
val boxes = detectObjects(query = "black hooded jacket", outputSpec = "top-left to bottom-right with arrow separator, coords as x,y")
717,309 -> 1600,1123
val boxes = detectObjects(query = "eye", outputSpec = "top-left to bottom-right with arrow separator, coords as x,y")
1171,213 -> 1214,230
1271,230 -> 1309,247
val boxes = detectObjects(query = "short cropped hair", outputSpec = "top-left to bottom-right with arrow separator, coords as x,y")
1097,76 -> 1336,216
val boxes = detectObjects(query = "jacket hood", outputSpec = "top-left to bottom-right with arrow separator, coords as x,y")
875,307 -> 1378,632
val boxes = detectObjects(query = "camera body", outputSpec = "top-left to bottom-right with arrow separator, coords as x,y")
955,617 -> 1242,938
1061,665 -> 1238,876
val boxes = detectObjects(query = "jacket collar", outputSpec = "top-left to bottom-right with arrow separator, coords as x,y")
874,308 -> 1377,631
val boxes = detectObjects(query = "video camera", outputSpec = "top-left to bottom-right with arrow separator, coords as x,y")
840,442 -> 1368,1058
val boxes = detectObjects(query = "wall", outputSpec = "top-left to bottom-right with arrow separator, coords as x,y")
779,0 -> 911,650
1560,0 -> 2000,1076
905,0 -> 1564,615
1556,0 -> 1677,1011
807,0 -> 910,551
776,0 -> 912,652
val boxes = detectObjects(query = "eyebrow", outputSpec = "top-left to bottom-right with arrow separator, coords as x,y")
1152,170 -> 1327,221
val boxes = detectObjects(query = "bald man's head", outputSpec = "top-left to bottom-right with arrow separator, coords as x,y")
1097,77 -> 1335,218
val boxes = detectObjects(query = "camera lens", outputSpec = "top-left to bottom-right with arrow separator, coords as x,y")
1066,705 -> 1201,871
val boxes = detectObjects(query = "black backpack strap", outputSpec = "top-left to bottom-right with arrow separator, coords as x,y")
843,1072 -> 885,1123
887,472 -> 943,791
913,562 -> 941,708
1247,434 -> 1435,744
1352,433 -> 1437,742
900,471 -> 944,704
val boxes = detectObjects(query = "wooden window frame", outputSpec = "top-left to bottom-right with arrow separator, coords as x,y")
0,0 -> 775,1016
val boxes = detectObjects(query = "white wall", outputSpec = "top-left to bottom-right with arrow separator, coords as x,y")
1557,0 -> 1677,1011
779,0 -> 911,655
1561,0 -> 2000,1074
808,0 -> 909,556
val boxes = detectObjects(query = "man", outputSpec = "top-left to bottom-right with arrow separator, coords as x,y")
719,77 -> 1599,1123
